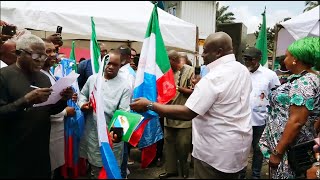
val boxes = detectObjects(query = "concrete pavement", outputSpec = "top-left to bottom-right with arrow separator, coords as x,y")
127,147 -> 270,179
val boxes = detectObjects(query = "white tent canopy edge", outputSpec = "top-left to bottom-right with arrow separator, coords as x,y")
275,6 -> 319,57
0,1 -> 197,52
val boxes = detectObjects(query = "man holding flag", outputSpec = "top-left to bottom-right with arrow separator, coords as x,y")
131,3 -> 176,169
78,50 -> 131,179
131,32 -> 253,179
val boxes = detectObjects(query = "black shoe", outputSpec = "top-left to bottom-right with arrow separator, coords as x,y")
159,172 -> 178,179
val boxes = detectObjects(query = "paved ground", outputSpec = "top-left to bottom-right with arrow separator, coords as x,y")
127,147 -> 270,179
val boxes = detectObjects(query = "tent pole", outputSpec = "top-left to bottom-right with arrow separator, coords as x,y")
195,26 -> 199,67
272,24 -> 279,70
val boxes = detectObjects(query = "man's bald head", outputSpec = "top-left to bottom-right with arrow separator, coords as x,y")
0,39 -> 17,65
205,32 -> 233,53
99,42 -> 108,59
168,50 -> 182,72
202,32 -> 234,65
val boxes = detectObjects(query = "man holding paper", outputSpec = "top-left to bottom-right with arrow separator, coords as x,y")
0,34 -> 73,178
41,39 -> 77,178
78,50 -> 131,179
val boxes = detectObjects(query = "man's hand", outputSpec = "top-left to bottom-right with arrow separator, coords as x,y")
47,33 -> 63,48
81,102 -> 93,112
72,93 -> 78,102
191,75 -> 201,88
0,34 -> 13,42
129,97 -> 151,113
60,87 -> 73,101
0,20 -> 9,26
109,131 -> 121,143
24,88 -> 53,105
65,107 -> 76,117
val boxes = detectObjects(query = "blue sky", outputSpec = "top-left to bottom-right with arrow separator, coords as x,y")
219,1 -> 306,33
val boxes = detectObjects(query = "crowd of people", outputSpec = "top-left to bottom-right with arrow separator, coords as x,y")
0,19 -> 320,179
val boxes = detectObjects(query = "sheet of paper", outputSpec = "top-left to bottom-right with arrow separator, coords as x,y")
34,71 -> 80,107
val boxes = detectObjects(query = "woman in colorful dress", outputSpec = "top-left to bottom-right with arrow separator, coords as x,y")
259,36 -> 320,179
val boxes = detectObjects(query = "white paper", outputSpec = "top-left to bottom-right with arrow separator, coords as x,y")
34,71 -> 80,107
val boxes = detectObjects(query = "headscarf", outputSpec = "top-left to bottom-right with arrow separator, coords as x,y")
287,37 -> 320,70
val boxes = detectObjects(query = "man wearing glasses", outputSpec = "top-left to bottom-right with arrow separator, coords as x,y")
0,34 -> 73,178
239,47 -> 280,179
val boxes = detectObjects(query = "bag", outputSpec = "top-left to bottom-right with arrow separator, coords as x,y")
287,140 -> 316,176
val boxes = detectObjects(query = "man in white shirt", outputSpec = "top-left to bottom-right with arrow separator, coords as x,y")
117,45 -> 136,178
40,39 -> 76,178
130,32 -> 253,179
0,39 -> 16,68
239,47 -> 280,179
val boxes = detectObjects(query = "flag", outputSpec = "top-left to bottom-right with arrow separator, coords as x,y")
133,4 -> 176,168
108,110 -> 144,143
69,40 -> 78,72
53,58 -> 85,179
90,17 -> 101,74
54,58 -> 80,94
255,7 -> 268,67
89,55 -> 121,179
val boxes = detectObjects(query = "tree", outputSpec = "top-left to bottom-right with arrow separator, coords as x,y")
303,1 -> 319,12
216,2 -> 235,25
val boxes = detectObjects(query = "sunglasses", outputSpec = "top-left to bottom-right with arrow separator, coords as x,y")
20,49 -> 48,62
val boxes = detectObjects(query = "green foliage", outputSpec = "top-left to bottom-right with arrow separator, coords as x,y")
303,1 -> 319,12
216,2 -> 235,25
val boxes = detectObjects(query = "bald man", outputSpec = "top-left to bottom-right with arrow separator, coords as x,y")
0,39 -> 16,68
130,32 -> 253,179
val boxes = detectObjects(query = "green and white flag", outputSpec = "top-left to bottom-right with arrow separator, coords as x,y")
69,40 -> 77,72
90,17 -> 101,74
108,110 -> 144,143
255,7 -> 268,67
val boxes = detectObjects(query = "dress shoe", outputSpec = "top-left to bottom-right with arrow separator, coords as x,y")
159,172 -> 178,179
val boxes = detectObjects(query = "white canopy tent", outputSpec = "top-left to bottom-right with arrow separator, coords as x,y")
1,1 -> 197,52
275,6 -> 319,57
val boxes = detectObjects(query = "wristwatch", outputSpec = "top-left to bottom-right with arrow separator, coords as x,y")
146,102 -> 154,111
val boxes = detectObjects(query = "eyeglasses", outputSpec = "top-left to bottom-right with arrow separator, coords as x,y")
20,49 -> 48,62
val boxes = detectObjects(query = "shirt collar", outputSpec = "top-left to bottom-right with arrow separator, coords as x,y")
252,65 -> 263,73
120,63 -> 130,71
206,54 -> 236,70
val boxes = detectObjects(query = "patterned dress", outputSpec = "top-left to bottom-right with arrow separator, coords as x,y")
259,72 -> 320,179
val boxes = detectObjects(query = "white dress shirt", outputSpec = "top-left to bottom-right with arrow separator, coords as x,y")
118,63 -> 136,97
249,65 -> 280,126
41,69 -> 67,171
185,54 -> 253,173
